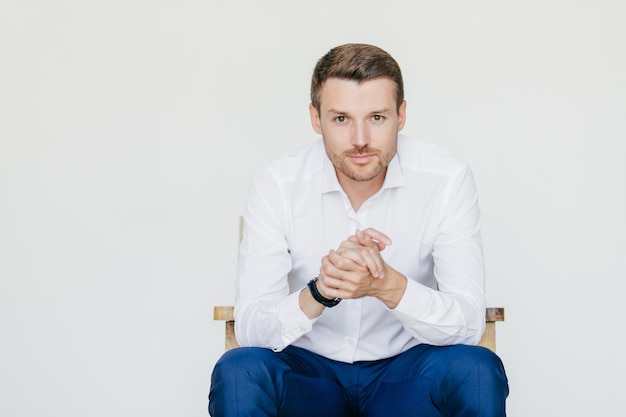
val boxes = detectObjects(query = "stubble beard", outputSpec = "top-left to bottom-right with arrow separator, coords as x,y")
327,145 -> 394,182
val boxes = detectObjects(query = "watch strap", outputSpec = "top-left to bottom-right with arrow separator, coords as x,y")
307,276 -> 341,308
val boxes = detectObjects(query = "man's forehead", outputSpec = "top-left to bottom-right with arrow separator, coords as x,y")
318,77 -> 398,110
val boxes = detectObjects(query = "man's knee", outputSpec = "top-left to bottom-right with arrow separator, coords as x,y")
439,345 -> 509,416
209,347 -> 283,416
213,347 -> 275,368
211,347 -> 278,382
444,345 -> 507,385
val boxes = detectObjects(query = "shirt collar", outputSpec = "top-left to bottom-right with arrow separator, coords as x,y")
321,150 -> 406,194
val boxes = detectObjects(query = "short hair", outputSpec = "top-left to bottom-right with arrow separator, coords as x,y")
310,43 -> 404,112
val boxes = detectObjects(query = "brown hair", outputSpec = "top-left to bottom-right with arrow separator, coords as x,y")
310,43 -> 404,112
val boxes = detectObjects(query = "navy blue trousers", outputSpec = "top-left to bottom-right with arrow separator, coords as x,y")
209,344 -> 508,417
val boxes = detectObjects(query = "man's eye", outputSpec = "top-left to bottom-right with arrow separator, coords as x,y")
336,116 -> 346,123
372,115 -> 384,122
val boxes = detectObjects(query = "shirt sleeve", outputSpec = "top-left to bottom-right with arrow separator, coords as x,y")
390,165 -> 486,346
233,165 -> 317,351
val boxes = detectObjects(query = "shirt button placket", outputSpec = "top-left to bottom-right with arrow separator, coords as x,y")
345,300 -> 361,359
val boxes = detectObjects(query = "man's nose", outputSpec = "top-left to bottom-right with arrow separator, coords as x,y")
351,122 -> 370,147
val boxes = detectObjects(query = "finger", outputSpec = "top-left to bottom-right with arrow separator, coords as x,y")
318,266 -> 370,300
322,251 -> 366,280
319,256 -> 343,288
357,228 -> 392,250
328,249 -> 365,270
339,238 -> 361,250
337,245 -> 385,278
361,228 -> 392,245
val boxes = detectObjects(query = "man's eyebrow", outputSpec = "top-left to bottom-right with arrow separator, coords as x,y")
325,108 -> 392,114
371,108 -> 391,114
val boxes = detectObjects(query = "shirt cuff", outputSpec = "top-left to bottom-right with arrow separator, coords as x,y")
389,278 -> 432,323
273,289 -> 317,350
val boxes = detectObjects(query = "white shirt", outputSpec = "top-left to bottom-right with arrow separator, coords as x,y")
235,134 -> 486,363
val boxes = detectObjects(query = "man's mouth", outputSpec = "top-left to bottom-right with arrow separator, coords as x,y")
349,154 -> 375,164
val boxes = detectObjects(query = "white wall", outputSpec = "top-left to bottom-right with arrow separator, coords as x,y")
1,1 -> 625,416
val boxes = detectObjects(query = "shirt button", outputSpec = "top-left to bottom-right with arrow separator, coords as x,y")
346,338 -> 355,347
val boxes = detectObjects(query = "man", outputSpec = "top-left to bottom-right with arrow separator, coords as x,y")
209,43 -> 508,417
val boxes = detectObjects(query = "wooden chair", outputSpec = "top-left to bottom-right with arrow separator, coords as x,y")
214,305 -> 504,352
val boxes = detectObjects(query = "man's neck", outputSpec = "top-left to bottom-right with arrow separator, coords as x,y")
337,169 -> 386,212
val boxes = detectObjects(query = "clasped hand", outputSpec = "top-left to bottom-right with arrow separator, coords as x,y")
317,228 -> 393,301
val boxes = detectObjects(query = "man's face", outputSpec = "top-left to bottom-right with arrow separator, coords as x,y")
309,77 -> 406,187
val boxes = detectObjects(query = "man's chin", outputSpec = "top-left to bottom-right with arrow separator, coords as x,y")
342,165 -> 385,182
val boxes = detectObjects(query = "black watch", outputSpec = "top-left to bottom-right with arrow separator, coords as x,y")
307,276 -> 341,307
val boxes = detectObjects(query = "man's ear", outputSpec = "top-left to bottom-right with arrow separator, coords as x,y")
397,100 -> 407,132
309,103 -> 322,135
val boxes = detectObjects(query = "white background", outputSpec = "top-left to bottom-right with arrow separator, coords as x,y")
1,1 -> 625,416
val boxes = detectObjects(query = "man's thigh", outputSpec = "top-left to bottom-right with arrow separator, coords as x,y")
210,346 -> 355,417
361,344 -> 508,417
